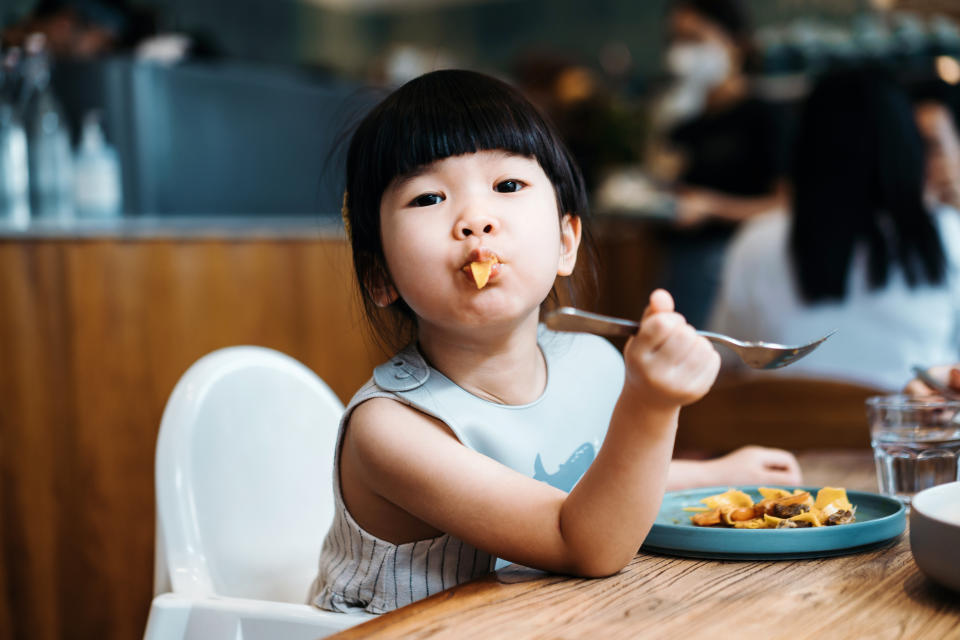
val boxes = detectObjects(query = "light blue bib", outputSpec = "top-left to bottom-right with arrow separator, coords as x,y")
365,327 -> 624,491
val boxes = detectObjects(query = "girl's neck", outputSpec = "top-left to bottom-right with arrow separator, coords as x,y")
416,312 -> 546,405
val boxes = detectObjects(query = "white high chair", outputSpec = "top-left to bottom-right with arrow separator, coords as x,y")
143,346 -> 375,640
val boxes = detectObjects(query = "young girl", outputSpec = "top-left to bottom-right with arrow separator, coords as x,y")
310,69 -> 800,614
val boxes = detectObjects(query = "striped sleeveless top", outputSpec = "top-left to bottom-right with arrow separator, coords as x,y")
309,328 -> 624,614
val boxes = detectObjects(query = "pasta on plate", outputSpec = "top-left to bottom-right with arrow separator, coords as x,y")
684,487 -> 857,529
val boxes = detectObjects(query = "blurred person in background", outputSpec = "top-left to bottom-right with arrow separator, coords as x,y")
911,77 -> 960,211
1,0 -> 156,58
709,67 -> 960,391
904,76 -> 960,396
648,0 -> 791,327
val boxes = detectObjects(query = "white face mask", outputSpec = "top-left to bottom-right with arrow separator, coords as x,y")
665,41 -> 730,88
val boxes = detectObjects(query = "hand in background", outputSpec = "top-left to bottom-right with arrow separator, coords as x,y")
673,188 -> 716,228
904,364 -> 960,397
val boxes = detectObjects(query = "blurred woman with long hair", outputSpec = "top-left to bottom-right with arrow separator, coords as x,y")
709,67 -> 960,390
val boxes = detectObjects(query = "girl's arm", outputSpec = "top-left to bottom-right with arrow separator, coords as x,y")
344,290 -> 719,578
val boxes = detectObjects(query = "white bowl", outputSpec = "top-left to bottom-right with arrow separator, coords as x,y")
910,481 -> 960,592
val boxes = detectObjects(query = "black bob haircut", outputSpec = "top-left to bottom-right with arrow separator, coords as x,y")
343,69 -> 596,351
790,66 -> 945,303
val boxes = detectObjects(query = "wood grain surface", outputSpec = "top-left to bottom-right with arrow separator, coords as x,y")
330,451 -> 960,640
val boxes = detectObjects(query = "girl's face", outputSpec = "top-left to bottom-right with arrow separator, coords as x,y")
377,150 -> 581,336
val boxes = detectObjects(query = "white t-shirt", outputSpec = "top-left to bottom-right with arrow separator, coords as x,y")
708,208 -> 960,390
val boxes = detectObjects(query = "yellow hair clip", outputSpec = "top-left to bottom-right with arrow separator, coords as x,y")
341,190 -> 351,240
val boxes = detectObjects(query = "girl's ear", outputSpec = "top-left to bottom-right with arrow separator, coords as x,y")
372,284 -> 399,307
367,266 -> 399,307
557,213 -> 582,276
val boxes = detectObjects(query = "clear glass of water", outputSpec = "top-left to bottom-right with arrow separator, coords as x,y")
866,395 -> 960,505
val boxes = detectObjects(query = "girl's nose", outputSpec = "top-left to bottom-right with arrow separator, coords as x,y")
453,214 -> 497,239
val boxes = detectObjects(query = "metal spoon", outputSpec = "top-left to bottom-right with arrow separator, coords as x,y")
544,307 -> 835,370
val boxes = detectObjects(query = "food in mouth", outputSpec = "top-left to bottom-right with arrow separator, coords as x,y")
468,258 -> 496,289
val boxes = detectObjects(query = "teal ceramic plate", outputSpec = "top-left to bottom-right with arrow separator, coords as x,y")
641,486 -> 906,560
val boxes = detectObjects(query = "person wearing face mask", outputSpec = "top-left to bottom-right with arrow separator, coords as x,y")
648,0 -> 791,328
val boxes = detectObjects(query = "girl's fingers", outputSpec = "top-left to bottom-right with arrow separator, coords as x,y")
757,446 -> 800,467
642,288 -> 674,320
636,311 -> 686,353
647,322 -> 699,364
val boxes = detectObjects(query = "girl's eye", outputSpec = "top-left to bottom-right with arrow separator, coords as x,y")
410,193 -> 444,207
495,180 -> 524,193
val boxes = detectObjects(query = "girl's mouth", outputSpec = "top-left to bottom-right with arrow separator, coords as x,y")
461,250 -> 501,289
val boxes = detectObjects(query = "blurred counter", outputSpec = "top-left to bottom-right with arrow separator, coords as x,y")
0,215 -> 344,239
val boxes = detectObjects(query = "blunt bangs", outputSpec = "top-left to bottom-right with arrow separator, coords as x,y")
346,70 -> 587,224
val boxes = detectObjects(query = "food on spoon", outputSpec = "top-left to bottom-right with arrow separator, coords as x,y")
689,487 -> 857,529
469,258 -> 496,289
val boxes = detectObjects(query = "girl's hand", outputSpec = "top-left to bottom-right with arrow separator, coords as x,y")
623,289 -> 720,409
701,446 -> 803,487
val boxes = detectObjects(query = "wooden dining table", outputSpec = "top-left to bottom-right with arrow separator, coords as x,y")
328,450 -> 959,639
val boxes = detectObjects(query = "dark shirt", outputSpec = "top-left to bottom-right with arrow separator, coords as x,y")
658,96 -> 793,326
670,96 -> 791,197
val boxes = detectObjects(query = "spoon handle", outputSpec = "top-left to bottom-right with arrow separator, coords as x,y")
544,307 -> 639,337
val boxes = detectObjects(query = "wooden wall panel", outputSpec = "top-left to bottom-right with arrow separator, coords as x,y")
0,235 -> 385,640
677,375 -> 881,454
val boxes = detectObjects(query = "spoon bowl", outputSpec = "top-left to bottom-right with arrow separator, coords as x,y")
544,307 -> 834,370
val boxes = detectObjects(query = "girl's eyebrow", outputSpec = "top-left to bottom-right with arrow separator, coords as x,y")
391,165 -> 434,190
390,151 -> 532,191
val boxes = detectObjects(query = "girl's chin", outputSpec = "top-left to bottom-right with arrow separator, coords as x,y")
418,302 -> 541,332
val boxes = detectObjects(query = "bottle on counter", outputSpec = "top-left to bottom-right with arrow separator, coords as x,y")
73,110 -> 122,218
0,47 -> 30,225
20,33 -> 73,220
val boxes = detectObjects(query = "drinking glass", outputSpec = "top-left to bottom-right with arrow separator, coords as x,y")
866,395 -> 960,504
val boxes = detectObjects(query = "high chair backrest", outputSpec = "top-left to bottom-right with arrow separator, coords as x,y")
154,346 -> 344,603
